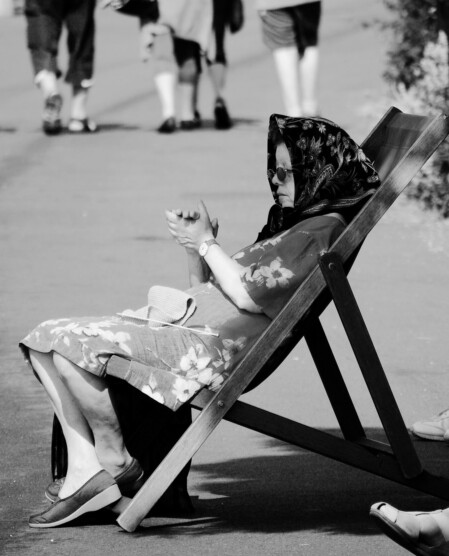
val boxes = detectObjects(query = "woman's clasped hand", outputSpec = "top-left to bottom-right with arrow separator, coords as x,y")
165,201 -> 218,251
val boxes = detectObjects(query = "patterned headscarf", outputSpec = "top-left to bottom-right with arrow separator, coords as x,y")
259,114 -> 380,239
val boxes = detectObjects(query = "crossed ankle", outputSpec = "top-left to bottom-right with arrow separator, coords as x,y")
98,453 -> 134,478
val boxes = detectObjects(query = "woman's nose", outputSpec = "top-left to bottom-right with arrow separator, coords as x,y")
271,174 -> 281,187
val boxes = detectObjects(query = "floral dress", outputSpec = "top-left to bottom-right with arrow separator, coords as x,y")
20,214 -> 345,411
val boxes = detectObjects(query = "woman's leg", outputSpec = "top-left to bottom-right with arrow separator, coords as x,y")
29,349 -> 103,498
52,353 -> 133,478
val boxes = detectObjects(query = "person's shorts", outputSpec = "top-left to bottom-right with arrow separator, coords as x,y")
259,2 -> 321,56
173,38 -> 202,77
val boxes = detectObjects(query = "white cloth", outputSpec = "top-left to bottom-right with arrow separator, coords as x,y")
158,0 -> 213,50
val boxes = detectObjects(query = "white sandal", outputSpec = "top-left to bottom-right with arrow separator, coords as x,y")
370,501 -> 449,555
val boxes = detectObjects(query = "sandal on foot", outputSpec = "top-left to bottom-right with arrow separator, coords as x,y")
30,470 -> 121,528
68,118 -> 98,133
42,93 -> 63,135
45,458 -> 144,502
370,502 -> 449,555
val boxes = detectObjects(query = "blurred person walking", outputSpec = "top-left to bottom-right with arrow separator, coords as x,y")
137,0 -> 212,133
203,0 -> 244,130
25,0 -> 98,135
256,0 -> 321,117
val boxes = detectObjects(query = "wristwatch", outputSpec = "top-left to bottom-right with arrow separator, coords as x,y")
198,238 -> 218,257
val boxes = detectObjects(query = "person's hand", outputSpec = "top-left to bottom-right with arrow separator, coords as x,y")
165,201 -> 218,253
139,20 -> 154,62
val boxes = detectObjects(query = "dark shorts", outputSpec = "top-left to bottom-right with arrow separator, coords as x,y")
259,1 -> 321,56
173,38 -> 202,78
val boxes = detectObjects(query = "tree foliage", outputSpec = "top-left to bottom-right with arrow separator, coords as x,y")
383,0 -> 440,88
383,0 -> 449,218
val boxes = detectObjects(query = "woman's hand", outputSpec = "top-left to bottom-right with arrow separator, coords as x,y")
165,201 -> 218,253
165,202 -> 261,312
166,202 -> 218,287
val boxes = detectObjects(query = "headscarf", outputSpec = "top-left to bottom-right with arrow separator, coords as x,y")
258,114 -> 380,240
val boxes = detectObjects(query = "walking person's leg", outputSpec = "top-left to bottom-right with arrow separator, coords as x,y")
65,0 -> 97,132
259,4 -> 321,117
175,38 -> 202,129
259,8 -> 302,116
207,0 -> 233,129
25,0 -> 64,134
272,46 -> 302,116
151,27 -> 178,132
299,45 -> 319,116
295,1 -> 321,116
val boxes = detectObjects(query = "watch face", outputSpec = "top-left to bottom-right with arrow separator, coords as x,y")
199,242 -> 208,257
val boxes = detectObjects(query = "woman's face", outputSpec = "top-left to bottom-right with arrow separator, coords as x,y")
272,141 -> 295,208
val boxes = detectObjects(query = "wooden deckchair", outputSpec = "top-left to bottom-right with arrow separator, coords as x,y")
54,107 -> 449,531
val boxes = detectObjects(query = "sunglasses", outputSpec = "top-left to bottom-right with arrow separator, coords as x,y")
267,166 -> 293,183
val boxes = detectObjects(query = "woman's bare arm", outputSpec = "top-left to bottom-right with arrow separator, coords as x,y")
167,207 -> 217,287
165,202 -> 262,313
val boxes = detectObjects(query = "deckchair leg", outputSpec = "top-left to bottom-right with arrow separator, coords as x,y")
319,251 -> 422,479
117,388 -> 239,532
305,318 -> 365,441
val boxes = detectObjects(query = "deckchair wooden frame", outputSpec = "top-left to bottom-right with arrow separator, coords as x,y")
93,108 -> 449,531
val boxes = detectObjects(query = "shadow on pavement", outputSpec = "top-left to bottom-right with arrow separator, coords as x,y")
131,429 -> 449,537
54,123 -> 143,134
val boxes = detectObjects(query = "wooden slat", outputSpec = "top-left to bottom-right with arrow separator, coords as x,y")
304,318 -> 366,441
319,252 -> 422,478
204,399 -> 449,498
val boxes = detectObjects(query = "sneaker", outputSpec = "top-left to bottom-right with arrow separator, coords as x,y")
68,118 -> 98,133
42,93 -> 63,135
410,408 -> 449,441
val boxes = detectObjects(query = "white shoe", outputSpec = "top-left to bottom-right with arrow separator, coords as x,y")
410,408 -> 449,441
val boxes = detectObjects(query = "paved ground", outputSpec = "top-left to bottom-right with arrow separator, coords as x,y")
1,1 -> 449,555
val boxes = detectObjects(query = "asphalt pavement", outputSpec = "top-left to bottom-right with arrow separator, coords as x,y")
1,1 -> 449,555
